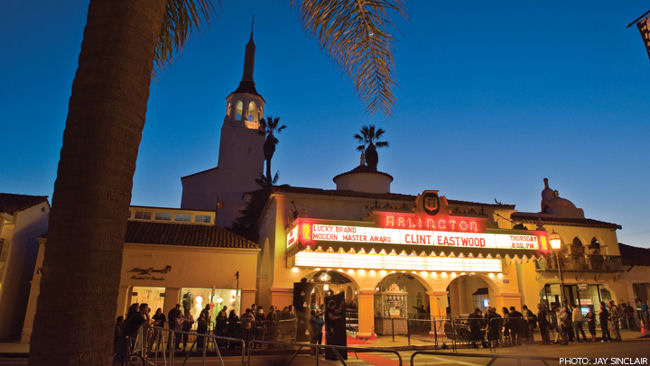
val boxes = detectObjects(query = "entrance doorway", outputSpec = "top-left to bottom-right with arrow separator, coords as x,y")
446,275 -> 492,315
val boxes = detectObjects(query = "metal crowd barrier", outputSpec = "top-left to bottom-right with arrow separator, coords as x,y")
246,339 -> 403,366
146,326 -> 246,366
410,350 -> 556,366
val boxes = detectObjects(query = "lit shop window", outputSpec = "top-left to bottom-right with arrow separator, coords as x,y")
180,287 -> 241,329
235,101 -> 243,120
134,211 -> 152,220
154,212 -> 172,221
130,286 -> 165,315
195,215 -> 211,223
174,213 -> 191,222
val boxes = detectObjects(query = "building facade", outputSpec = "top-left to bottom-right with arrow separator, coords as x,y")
0,194 -> 49,340
254,166 -> 634,338
21,206 -> 258,343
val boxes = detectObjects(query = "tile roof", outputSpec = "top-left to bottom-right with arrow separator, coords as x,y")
271,186 -> 515,208
0,193 -> 48,215
125,221 -> 258,249
511,212 -> 621,229
618,243 -> 650,266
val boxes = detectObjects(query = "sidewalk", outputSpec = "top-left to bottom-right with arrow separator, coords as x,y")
349,329 -> 649,349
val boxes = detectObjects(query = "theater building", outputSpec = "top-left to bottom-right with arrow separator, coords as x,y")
255,165 -> 632,338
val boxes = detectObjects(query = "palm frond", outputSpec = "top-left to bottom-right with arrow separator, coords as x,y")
375,141 -> 388,148
291,0 -> 406,115
155,0 -> 217,70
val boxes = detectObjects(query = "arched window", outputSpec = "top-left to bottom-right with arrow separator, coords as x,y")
226,102 -> 232,116
571,237 -> 584,257
247,101 -> 256,121
235,100 -> 243,120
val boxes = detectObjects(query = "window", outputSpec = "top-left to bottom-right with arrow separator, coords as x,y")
134,211 -> 152,220
247,101 -> 256,121
235,100 -> 243,120
154,212 -> 172,221
194,214 -> 211,223
175,213 -> 191,222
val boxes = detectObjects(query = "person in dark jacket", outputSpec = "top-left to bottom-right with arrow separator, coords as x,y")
485,307 -> 502,348
469,308 -> 485,348
167,304 -> 182,349
309,309 -> 325,354
196,304 -> 210,350
537,304 -> 551,345
508,306 -> 524,346
599,302 -> 611,342
151,308 -> 166,350
586,307 -> 596,342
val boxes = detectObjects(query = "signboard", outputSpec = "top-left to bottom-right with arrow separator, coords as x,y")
289,220 -> 546,252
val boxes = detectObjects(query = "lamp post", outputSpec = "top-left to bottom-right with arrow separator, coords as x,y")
549,231 -> 565,306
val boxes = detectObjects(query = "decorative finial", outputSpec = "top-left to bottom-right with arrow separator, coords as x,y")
543,177 -> 549,189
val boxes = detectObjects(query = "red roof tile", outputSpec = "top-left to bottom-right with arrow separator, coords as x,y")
125,221 -> 257,249
0,193 -> 48,215
511,212 -> 621,229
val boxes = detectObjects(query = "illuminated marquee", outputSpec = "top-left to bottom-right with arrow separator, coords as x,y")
374,211 -> 487,233
288,217 -> 548,252
294,251 -> 503,272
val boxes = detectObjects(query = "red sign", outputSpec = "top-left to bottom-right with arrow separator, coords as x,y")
374,211 -> 487,233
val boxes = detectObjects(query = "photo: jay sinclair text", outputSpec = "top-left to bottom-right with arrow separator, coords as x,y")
559,358 -> 648,365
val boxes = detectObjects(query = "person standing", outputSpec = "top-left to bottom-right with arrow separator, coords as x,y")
571,304 -> 587,342
196,305 -> 210,350
309,309 -> 324,354
168,304 -> 182,349
501,307 -> 511,346
558,306 -> 569,345
267,306 -> 279,341
486,307 -> 502,348
586,308 -> 596,342
151,308 -> 166,350
537,304 -> 551,345
636,298 -> 649,331
241,308 -> 255,345
599,302 -> 611,342
469,308 -> 485,348
181,310 -> 195,350
608,301 -> 622,341
522,305 -> 537,344
508,306 -> 523,346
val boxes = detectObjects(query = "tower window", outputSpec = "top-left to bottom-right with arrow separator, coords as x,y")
247,101 -> 256,121
235,100 -> 243,120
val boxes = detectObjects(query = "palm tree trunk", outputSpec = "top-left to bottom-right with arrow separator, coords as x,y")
29,1 -> 166,365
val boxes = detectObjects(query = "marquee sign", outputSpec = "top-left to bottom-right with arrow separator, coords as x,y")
288,219 -> 547,251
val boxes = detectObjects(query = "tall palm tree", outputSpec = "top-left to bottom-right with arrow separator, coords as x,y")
259,116 -> 286,185
355,124 -> 389,170
29,1 -> 404,364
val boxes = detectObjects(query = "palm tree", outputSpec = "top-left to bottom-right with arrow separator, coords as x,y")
355,125 -> 389,170
259,116 -> 286,185
29,1 -> 404,364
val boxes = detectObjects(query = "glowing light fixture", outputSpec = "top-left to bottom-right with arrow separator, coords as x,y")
549,231 -> 562,251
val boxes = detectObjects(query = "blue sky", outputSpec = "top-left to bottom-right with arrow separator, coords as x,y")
1,1 -> 649,247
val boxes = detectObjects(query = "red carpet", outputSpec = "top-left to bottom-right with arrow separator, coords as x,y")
343,336 -> 399,366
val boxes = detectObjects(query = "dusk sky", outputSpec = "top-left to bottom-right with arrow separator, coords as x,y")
2,1 -> 649,247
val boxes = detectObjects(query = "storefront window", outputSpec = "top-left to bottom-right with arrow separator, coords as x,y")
180,287 -> 241,329
542,283 -> 605,315
130,286 -> 165,315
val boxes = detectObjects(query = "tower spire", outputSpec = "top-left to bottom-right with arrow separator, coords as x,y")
250,16 -> 254,40
233,21 -> 259,96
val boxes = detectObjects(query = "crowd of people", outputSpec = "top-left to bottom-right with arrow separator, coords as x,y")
462,298 -> 649,349
112,302 -> 304,364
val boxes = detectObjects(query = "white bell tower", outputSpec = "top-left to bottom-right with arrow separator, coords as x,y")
181,26 -> 265,228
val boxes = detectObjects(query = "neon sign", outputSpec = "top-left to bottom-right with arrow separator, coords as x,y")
288,217 -> 548,252
374,211 -> 487,233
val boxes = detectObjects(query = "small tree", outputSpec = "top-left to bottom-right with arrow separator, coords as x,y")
354,125 -> 388,170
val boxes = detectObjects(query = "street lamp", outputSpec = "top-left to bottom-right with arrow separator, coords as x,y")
548,231 -> 565,306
